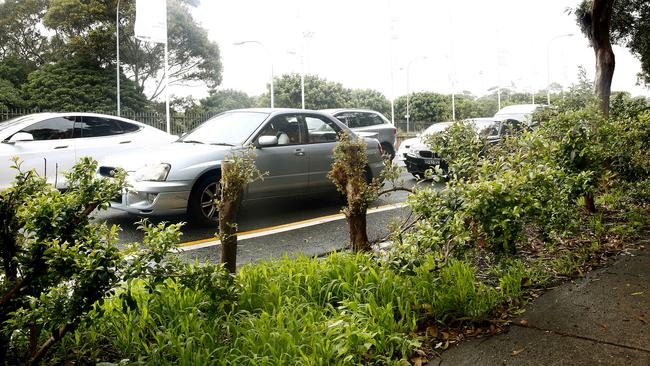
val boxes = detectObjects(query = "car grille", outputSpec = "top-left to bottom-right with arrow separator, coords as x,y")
419,151 -> 437,158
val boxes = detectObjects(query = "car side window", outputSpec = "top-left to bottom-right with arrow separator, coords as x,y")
18,117 -> 75,140
74,116 -> 124,138
501,119 -> 522,136
334,112 -> 357,128
369,113 -> 386,126
117,120 -> 141,133
357,112 -> 383,127
481,122 -> 501,138
257,115 -> 304,146
305,116 -> 340,143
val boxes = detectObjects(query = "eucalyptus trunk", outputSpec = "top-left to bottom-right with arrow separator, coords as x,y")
591,0 -> 616,117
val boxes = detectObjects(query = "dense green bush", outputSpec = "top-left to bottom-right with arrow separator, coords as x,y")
71,252 -> 518,365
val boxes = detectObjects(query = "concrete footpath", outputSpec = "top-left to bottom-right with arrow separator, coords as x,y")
429,238 -> 650,366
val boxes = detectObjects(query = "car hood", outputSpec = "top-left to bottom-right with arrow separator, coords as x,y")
99,142 -> 236,179
399,137 -> 419,148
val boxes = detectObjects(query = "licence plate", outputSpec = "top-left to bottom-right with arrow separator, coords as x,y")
424,158 -> 440,165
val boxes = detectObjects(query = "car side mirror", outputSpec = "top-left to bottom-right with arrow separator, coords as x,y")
257,135 -> 278,148
6,132 -> 34,144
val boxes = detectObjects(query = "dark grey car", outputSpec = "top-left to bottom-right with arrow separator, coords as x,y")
321,109 -> 397,159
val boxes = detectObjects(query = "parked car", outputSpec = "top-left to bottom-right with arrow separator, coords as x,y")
0,112 -> 176,189
403,118 -> 503,178
493,104 -> 545,126
98,109 -> 385,225
396,122 -> 454,161
321,109 -> 397,159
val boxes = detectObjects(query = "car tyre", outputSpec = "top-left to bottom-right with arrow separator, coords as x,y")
188,174 -> 221,227
381,143 -> 395,161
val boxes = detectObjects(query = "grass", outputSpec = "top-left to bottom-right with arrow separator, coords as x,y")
61,187 -> 650,365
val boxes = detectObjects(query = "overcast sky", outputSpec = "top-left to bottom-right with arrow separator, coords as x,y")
186,0 -> 649,100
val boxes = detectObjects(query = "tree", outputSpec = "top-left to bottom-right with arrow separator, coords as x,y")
263,73 -> 352,109
22,58 -> 148,112
394,92 -> 451,125
574,0 -> 617,116
218,149 -> 264,273
0,0 -> 222,101
0,80 -> 24,110
189,89 -> 255,115
576,0 -> 650,86
0,0 -> 54,66
348,89 -> 391,116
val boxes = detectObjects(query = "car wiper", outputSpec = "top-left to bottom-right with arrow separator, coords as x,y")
210,142 -> 234,146
182,140 -> 205,144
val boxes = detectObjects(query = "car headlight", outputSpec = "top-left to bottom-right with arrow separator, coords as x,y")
134,163 -> 171,182
408,147 -> 418,156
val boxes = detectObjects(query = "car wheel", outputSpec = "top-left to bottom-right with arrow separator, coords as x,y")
381,143 -> 395,160
188,174 -> 220,226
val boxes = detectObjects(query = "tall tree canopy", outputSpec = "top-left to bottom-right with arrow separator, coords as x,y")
189,89 -> 255,115
22,59 -> 148,112
0,0 -> 222,101
576,0 -> 650,86
572,0 -> 649,115
262,73 -> 390,116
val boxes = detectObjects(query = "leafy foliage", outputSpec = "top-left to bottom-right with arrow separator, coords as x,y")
574,0 -> 650,85
0,158 -> 225,363
259,73 -> 391,116
188,89 -> 255,115
0,0 -> 222,104
22,58 -> 148,112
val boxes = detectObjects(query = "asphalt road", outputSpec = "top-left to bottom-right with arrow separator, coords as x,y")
93,166 -> 431,265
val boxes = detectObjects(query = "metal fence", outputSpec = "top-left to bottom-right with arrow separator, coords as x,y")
1,109 -> 442,136
394,120 -> 436,134
0,109 -> 216,136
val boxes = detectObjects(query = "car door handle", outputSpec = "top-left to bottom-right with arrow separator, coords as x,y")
119,140 -> 132,144
294,148 -> 305,156
54,145 -> 68,149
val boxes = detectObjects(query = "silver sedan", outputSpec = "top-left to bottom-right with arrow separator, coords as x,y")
98,109 -> 385,225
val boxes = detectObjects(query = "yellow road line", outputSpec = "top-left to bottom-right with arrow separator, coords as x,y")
176,202 -> 407,252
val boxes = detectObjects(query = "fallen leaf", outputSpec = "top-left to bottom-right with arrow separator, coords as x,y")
631,292 -> 644,296
511,348 -> 525,356
410,357 -> 423,366
427,325 -> 439,338
519,319 -> 529,326
441,331 -> 449,340
597,323 -> 609,331
638,316 -> 648,325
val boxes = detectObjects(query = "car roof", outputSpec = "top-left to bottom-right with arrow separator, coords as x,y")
320,108 -> 382,114
494,104 -> 542,115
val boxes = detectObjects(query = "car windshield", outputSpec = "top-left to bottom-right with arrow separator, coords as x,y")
180,111 -> 269,145
472,120 -> 498,134
0,115 -> 40,133
422,122 -> 453,135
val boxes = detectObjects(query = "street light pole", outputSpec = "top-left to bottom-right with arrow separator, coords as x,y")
406,56 -> 427,133
547,33 -> 573,105
233,40 -> 274,108
116,0 -> 121,116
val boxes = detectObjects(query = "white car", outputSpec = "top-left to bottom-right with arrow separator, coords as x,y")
0,112 -> 176,189
402,119 -> 498,177
494,104 -> 545,126
396,122 -> 454,161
